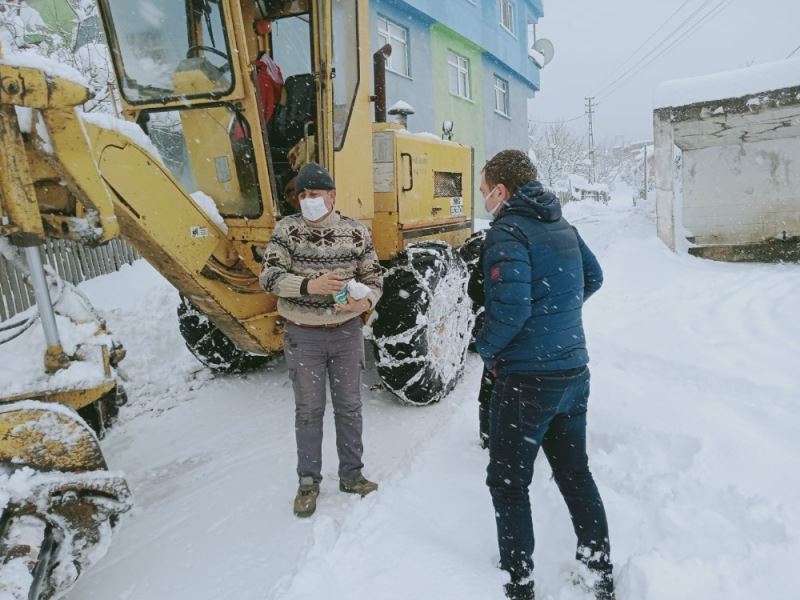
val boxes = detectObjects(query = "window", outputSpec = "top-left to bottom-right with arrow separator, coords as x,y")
139,106 -> 262,218
332,0 -> 359,149
100,0 -> 234,104
271,15 -> 312,78
499,0 -> 515,35
493,75 -> 510,116
447,51 -> 470,99
377,16 -> 410,77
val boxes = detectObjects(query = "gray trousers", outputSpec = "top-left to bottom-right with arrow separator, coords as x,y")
284,318 -> 365,483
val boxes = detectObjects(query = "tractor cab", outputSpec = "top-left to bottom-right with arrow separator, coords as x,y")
97,0 -> 363,245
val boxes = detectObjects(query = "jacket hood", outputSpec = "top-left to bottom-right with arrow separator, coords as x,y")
498,180 -> 561,223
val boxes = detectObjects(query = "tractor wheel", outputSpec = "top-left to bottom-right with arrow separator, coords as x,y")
177,295 -> 274,373
458,229 -> 487,352
77,383 -> 127,439
372,242 -> 474,405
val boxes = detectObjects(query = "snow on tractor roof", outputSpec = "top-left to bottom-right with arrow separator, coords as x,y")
655,56 -> 800,109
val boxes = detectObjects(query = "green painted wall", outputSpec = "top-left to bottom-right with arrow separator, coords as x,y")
430,23 -> 488,219
25,0 -> 77,44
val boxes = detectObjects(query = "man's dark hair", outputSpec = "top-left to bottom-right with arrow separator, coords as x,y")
482,150 -> 538,195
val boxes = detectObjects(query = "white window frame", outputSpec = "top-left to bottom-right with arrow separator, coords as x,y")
493,75 -> 510,117
377,15 -> 410,77
447,51 -> 471,99
499,0 -> 516,36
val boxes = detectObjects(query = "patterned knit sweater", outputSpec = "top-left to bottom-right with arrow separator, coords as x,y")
260,210 -> 383,326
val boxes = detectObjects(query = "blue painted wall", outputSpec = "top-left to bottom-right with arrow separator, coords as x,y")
481,55 -> 531,163
369,0 -> 436,133
385,0 -> 543,90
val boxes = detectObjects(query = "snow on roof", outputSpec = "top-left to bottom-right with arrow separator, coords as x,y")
655,57 -> 800,109
0,49 -> 89,88
388,100 -> 415,114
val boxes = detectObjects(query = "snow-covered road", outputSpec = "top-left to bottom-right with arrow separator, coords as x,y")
29,199 -> 800,599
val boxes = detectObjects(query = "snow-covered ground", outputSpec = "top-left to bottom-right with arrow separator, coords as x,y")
4,196 -> 799,599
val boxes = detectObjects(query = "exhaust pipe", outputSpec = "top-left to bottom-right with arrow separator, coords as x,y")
373,44 -> 392,123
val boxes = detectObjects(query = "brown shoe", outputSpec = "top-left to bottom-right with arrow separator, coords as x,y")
293,477 -> 320,517
339,475 -> 378,497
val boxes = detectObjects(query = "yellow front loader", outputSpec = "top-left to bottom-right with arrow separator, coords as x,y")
0,1 -> 476,596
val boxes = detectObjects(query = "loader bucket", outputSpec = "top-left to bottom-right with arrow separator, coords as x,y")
0,401 -> 132,600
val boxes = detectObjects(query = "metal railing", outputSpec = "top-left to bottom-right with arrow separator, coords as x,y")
0,238 -> 139,321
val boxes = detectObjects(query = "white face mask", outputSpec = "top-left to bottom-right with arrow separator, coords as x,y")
483,186 -> 505,217
299,195 -> 330,222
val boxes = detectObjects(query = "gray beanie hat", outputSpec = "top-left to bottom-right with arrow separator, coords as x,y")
295,162 -> 335,192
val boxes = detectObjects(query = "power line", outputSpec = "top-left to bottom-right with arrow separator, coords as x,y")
597,0 -> 733,103
788,44 -> 800,58
528,114 -> 585,124
591,0 -> 695,95
594,0 -> 729,99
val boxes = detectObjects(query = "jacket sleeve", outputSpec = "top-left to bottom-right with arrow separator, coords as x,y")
574,227 -> 603,301
355,224 -> 383,308
475,223 -> 532,363
260,221 -> 306,297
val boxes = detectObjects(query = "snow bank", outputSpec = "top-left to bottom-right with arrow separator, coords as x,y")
655,56 -> 800,108
34,196 -> 800,600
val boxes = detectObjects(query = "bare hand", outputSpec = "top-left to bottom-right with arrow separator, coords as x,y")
335,296 -> 371,314
308,272 -> 346,295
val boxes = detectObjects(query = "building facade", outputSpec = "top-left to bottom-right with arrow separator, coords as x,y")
369,0 -> 544,215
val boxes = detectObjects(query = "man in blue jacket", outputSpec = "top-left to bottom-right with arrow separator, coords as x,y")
476,150 -> 614,600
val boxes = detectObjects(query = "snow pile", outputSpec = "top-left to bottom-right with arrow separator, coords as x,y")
655,56 -> 800,108
0,48 -> 89,88
190,191 -> 228,234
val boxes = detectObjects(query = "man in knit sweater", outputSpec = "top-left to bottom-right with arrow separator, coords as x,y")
260,162 -> 383,517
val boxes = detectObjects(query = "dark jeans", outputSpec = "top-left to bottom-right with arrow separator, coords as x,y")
486,367 -> 612,594
478,366 -> 495,446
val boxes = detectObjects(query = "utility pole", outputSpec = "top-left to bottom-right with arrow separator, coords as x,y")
642,144 -> 647,203
585,97 -> 596,183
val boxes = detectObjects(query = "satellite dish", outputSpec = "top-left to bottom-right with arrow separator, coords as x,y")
531,38 -> 555,67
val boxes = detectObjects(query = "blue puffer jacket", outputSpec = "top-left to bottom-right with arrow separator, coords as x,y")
475,180 -> 603,373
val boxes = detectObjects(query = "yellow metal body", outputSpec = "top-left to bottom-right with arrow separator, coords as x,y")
372,123 -> 473,258
0,0 -> 473,361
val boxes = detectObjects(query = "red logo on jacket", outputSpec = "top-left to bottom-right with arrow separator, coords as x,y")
490,265 -> 501,281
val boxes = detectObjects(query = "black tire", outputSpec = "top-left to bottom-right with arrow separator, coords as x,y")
77,384 -> 127,439
459,229 -> 487,352
372,242 -> 474,406
177,295 -> 275,373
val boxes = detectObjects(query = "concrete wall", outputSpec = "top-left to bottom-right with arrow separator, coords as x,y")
682,137 -> 800,245
370,0 -> 436,133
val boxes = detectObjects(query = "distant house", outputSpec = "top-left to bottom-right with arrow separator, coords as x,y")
567,174 -> 609,204
653,58 -> 800,262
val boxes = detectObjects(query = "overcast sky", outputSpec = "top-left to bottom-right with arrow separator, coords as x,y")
528,0 -> 800,145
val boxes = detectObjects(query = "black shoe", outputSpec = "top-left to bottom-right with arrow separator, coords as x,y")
593,570 -> 615,600
504,580 -> 534,600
